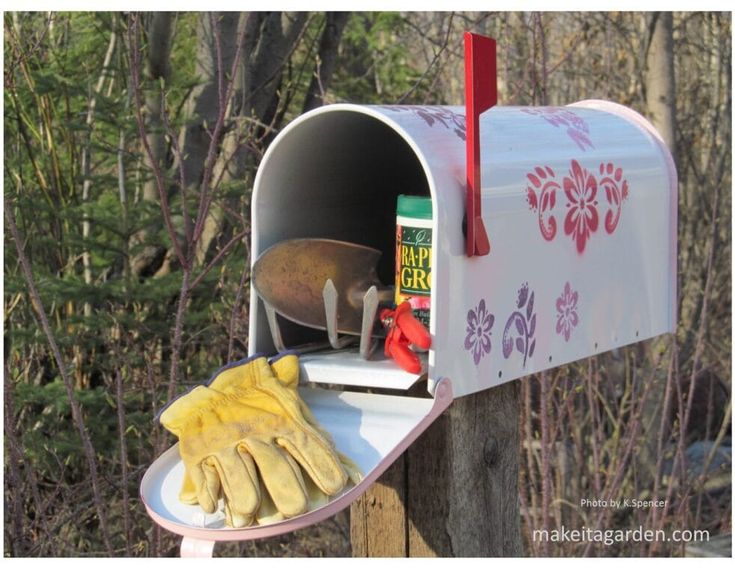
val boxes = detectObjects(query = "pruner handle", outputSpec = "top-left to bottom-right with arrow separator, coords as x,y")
380,302 -> 432,374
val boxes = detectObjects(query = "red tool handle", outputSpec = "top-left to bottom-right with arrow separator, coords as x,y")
386,338 -> 422,375
392,302 -> 431,350
464,31 -> 497,257
381,302 -> 431,374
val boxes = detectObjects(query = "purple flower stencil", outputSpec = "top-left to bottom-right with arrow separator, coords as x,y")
380,105 -> 466,141
556,282 -> 579,342
464,299 -> 495,366
520,107 -> 594,151
502,283 -> 537,367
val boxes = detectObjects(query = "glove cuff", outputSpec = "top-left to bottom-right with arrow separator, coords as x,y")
207,356 -> 273,392
269,353 -> 300,389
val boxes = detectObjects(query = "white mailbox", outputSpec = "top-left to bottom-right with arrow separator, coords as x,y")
141,34 -> 677,553
249,99 -> 677,396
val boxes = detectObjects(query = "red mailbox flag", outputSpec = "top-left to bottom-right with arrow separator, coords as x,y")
464,32 -> 497,257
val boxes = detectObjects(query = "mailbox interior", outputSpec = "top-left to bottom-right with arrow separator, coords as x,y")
250,108 -> 436,391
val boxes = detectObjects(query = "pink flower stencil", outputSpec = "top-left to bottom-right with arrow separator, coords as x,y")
526,165 -> 561,241
563,159 -> 599,254
555,282 -> 579,342
526,159 -> 629,253
598,162 -> 630,234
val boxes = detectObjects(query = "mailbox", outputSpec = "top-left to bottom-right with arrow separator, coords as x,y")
141,35 -> 677,555
249,98 -> 677,395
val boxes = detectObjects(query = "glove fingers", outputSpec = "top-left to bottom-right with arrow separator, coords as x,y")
178,470 -> 199,505
277,434 -> 348,497
254,487 -> 284,526
188,459 -> 220,513
254,466 -> 330,526
271,358 -> 362,488
336,450 -> 364,485
224,500 -> 254,529
303,470 -> 330,510
242,439 -> 308,518
209,447 -> 261,528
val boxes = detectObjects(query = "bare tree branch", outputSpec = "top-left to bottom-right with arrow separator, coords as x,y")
4,198 -> 114,556
303,12 -> 350,111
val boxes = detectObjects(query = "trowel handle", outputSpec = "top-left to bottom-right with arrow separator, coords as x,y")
348,285 -> 394,307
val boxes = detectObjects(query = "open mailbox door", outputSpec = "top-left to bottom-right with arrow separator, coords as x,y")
140,379 -> 452,552
140,33 -> 676,556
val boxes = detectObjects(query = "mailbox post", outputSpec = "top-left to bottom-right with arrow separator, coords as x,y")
351,381 -> 522,557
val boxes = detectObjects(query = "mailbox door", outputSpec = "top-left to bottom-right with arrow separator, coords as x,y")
140,379 -> 453,542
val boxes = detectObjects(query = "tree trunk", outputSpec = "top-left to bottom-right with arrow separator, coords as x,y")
81,28 -> 117,307
130,12 -> 173,278
646,12 -> 676,156
303,12 -> 350,112
194,13 -> 311,265
176,12 -> 242,204
638,10 -> 677,494
351,381 -> 523,557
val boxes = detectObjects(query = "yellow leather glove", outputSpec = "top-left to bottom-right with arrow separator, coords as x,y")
159,356 -> 348,528
220,354 -> 363,526
177,353 -> 363,526
268,354 -> 363,486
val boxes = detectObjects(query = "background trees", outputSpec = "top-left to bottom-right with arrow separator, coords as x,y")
4,11 -> 731,557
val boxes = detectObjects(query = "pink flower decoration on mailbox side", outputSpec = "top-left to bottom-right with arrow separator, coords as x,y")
526,160 -> 629,254
598,162 -> 630,234
502,283 -> 537,368
556,282 -> 579,342
464,299 -> 495,366
563,159 -> 600,254
526,165 -> 561,241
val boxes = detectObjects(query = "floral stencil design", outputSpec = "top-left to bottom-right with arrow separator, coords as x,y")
380,105 -> 466,140
464,299 -> 495,365
556,282 -> 579,342
502,283 -> 537,368
526,160 -> 629,254
563,159 -> 600,254
526,165 -> 561,241
521,107 -> 594,151
598,162 -> 630,234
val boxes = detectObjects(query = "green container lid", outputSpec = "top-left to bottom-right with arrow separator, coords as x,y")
397,195 -> 433,220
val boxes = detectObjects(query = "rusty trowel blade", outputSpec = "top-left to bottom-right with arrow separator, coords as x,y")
252,239 -> 386,335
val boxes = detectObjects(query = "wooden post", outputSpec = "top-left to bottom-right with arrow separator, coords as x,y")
351,381 -> 523,557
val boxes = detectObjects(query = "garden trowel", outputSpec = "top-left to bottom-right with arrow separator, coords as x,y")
252,238 -> 394,356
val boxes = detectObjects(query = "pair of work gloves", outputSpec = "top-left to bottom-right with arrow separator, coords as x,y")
159,353 -> 361,528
